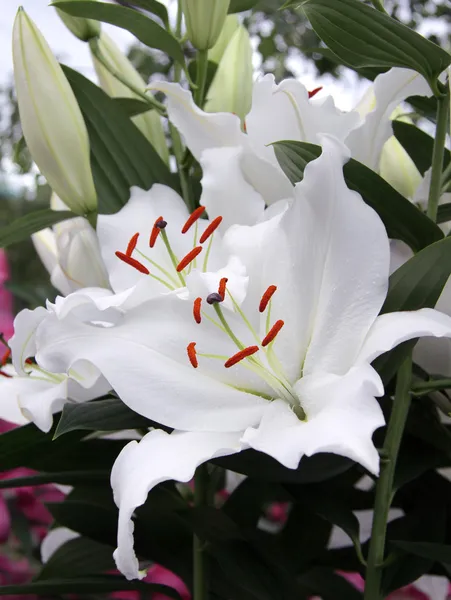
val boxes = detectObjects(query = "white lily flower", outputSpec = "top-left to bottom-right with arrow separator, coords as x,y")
151,67 -> 431,228
32,194 -> 110,296
0,307 -> 109,432
12,9 -> 97,215
25,137 -> 451,579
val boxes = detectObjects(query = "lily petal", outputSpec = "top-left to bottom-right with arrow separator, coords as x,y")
10,307 -> 48,375
150,82 -> 243,161
243,363 -> 384,475
200,146 -> 265,227
357,308 -> 451,364
0,368 -> 30,426
35,295 -> 269,432
346,67 -> 431,170
111,429 -> 243,579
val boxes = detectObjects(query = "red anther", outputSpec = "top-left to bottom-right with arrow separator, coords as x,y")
0,370 -> 12,378
218,277 -> 228,300
193,297 -> 202,324
176,246 -> 203,272
1,348 -> 11,366
149,216 -> 164,248
187,342 -> 198,368
308,86 -> 322,99
259,285 -> 277,313
225,345 -> 259,368
243,120 -> 247,133
182,206 -> 206,234
126,232 -> 139,257
199,216 -> 223,244
262,320 -> 285,347
115,251 -> 150,275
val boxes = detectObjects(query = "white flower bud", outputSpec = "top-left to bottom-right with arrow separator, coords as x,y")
205,25 -> 253,122
55,0 -> 100,42
33,194 -> 109,296
208,14 -> 239,64
91,32 -> 169,165
181,0 -> 230,50
12,9 -> 97,216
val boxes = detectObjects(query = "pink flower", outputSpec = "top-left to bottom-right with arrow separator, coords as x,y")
0,555 -> 36,600
112,564 -> 190,600
0,494 -> 11,543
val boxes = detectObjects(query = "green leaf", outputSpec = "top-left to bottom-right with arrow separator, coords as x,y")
301,0 -> 450,90
228,0 -> 260,12
120,0 -> 169,28
299,567 -> 363,600
37,537 -> 115,580
54,398 -> 157,438
54,2 -> 184,67
63,65 -> 175,214
375,236 -> 451,382
391,541 -> 451,564
113,97 -> 154,117
0,209 -> 75,249
393,121 -> 450,176
438,203 -> 451,224
0,577 -> 181,598
273,140 -> 442,252
215,449 -> 352,483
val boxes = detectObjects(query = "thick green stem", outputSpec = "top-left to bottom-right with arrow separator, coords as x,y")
371,0 -> 388,13
193,464 -> 209,600
194,50 -> 209,108
411,377 -> 451,394
364,355 -> 412,600
89,39 -> 166,115
427,90 -> 450,222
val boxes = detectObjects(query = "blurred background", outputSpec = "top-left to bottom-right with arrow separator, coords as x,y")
0,0 -> 449,314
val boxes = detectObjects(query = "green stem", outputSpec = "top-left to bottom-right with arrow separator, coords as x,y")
89,39 -> 166,115
427,90 -> 450,222
364,355 -> 412,600
194,50 -> 209,108
370,0 -> 388,13
411,377 -> 451,394
193,464 -> 209,600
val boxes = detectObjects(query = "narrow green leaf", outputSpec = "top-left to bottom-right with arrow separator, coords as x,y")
374,236 -> 451,382
299,567 -> 364,600
113,97 -> 154,117
0,577 -> 181,598
228,0 -> 260,12
273,140 -> 442,251
63,65 -> 175,214
53,2 -> 185,66
54,398 -> 156,438
391,541 -> 451,564
393,121 -> 450,176
438,203 -> 451,224
121,0 -> 169,28
37,537 -> 115,580
0,209 -> 75,249
301,0 -> 450,89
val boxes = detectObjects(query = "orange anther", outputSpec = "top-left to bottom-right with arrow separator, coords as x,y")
193,297 -> 202,324
199,216 -> 223,244
224,346 -> 259,368
149,216 -> 164,248
262,320 -> 285,347
259,285 -> 277,313
308,86 -> 322,99
187,342 -> 198,368
218,277 -> 228,300
126,232 -> 139,257
182,206 -> 206,234
176,246 -> 203,272
115,251 -> 150,275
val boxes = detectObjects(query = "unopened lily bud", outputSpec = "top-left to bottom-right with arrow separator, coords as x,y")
208,14 -> 239,64
32,194 -> 109,296
205,25 -> 253,122
13,9 -> 97,216
55,0 -> 100,41
181,0 -> 230,50
91,32 -> 169,165
379,108 -> 421,199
